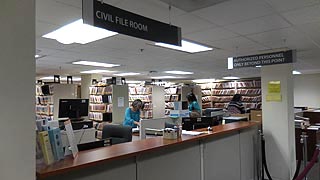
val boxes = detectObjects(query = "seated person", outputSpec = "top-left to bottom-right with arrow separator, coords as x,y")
227,94 -> 245,114
123,99 -> 144,128
186,92 -> 201,117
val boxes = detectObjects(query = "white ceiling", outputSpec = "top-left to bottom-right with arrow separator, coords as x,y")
36,0 -> 320,81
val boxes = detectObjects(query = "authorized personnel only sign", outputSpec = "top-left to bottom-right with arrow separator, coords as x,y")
228,50 -> 295,69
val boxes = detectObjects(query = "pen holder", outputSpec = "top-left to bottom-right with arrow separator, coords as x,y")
163,128 -> 178,140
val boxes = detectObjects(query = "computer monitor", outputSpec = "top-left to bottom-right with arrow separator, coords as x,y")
182,117 -> 218,131
41,85 -> 51,95
58,99 -> 89,120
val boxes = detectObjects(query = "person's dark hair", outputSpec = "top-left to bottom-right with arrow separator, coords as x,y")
186,92 -> 197,102
231,94 -> 242,102
132,99 -> 143,109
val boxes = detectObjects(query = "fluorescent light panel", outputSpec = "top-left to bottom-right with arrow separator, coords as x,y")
293,70 -> 301,74
150,76 -> 182,79
73,60 -> 120,68
80,70 -> 114,74
155,40 -> 213,53
192,79 -> 216,83
164,70 -> 194,75
114,72 -> 141,76
43,19 -> 118,44
222,76 -> 240,80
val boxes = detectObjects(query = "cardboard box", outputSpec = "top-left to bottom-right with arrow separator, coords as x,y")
251,110 -> 262,122
233,113 -> 250,120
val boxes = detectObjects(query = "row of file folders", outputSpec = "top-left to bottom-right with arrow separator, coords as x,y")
89,95 -> 112,104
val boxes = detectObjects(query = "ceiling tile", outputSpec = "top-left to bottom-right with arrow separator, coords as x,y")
282,4 -> 320,25
225,14 -> 291,35
193,0 -> 273,26
171,14 -> 217,34
265,0 -> 319,12
184,27 -> 239,43
210,36 -> 267,53
295,22 -> 320,46
36,0 -> 81,26
246,27 -> 317,50
117,0 -> 185,23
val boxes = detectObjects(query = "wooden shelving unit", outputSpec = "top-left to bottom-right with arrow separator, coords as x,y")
35,84 -> 79,121
200,79 -> 261,109
129,85 -> 165,119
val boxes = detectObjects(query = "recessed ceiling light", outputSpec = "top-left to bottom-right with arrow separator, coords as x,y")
72,60 -> 120,68
192,79 -> 216,83
113,72 -> 141,76
155,40 -> 213,53
256,65 -> 262,68
80,70 -> 114,74
164,70 -> 194,75
42,19 -> 118,44
292,70 -> 301,75
222,76 -> 240,80
150,76 -> 182,79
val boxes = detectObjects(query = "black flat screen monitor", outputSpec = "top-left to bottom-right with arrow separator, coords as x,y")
58,99 -> 89,120
41,85 -> 51,95
182,117 -> 218,131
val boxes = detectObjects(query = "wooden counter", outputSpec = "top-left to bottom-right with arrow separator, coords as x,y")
37,121 -> 260,179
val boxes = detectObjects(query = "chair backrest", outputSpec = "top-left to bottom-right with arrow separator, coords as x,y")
102,124 -> 132,145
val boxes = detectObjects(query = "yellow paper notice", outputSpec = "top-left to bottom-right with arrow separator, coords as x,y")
268,81 -> 281,93
266,94 -> 282,102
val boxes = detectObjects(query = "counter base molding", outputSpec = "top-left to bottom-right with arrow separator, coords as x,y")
37,122 -> 260,180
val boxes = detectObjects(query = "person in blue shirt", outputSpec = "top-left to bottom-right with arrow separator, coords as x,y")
123,99 -> 144,128
186,92 -> 201,117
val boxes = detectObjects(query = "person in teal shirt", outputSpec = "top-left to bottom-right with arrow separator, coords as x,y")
123,99 -> 144,128
186,92 -> 201,117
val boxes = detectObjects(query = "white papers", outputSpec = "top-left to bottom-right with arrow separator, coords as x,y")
132,127 -> 139,133
118,97 -> 124,107
182,130 -> 206,136
308,125 -> 320,130
64,120 -> 78,158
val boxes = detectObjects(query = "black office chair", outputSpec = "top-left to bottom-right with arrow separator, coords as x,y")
102,124 -> 132,145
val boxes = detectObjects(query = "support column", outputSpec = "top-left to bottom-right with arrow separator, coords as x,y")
261,64 -> 295,180
81,74 -> 102,99
0,0 -> 35,180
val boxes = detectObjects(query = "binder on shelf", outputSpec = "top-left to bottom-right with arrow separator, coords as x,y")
38,131 -> 55,165
48,128 -> 64,161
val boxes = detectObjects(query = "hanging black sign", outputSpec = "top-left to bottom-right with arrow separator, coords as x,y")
82,0 -> 182,46
228,50 -> 296,69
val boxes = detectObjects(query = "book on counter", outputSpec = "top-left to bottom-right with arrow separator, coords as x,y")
48,128 -> 64,161
38,131 -> 55,165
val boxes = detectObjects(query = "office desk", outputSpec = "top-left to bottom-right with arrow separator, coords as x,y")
37,121 -> 261,180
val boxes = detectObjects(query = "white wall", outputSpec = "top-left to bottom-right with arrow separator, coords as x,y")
294,73 -> 320,108
0,1 -> 35,180
261,64 -> 295,180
